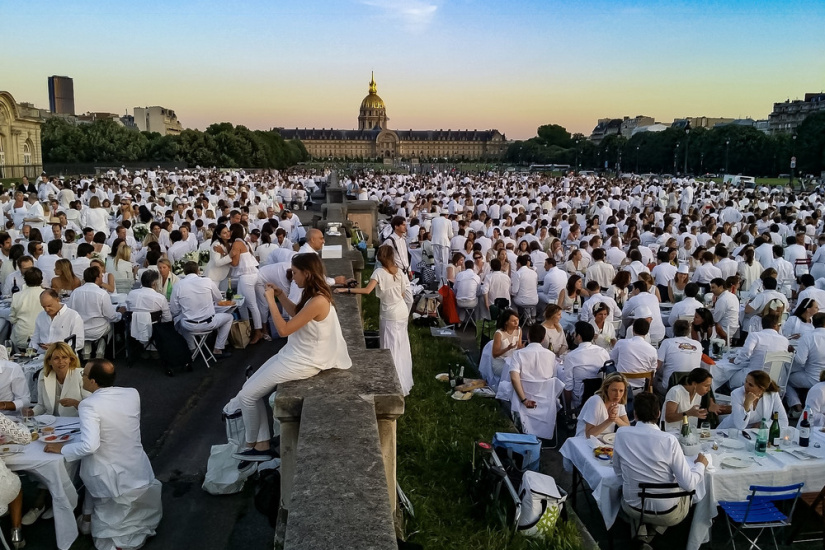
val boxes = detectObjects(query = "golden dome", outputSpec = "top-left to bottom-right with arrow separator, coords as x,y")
360,71 -> 385,111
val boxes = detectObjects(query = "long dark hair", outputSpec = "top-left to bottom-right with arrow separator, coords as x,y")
291,253 -> 333,313
212,223 -> 228,244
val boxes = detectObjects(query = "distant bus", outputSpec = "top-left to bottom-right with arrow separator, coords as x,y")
723,175 -> 756,188
528,164 -> 570,172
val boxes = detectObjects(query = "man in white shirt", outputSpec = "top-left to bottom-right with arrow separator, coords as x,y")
786,312 -> 825,412
67,266 -> 123,359
166,230 -> 190,265
690,251 -> 722,291
454,260 -> 483,309
31,290 -> 85,354
510,324 -> 559,416
0,354 -> 30,413
384,216 -> 410,276
797,274 -> 825,309
667,283 -> 704,334
622,280 -> 666,345
126,270 -> 172,323
710,277 -> 740,343
0,233 -> 14,283
36,239 -> 63,286
538,257 -> 567,312
169,262 -> 233,360
510,255 -> 538,319
724,314 -> 789,389
613,393 -> 707,541
23,193 -> 46,229
612,318 -> 658,393
655,320 -> 702,396
484,258 -> 511,308
580,281 -> 619,323
45,359 -> 162,550
563,322 -> 611,410
430,210 -> 453,282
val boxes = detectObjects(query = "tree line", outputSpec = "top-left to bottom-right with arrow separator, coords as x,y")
506,114 -> 825,177
41,118 -> 309,169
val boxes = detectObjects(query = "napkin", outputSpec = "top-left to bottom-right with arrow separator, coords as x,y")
704,454 -> 715,472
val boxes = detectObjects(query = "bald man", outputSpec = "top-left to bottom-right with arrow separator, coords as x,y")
298,228 -> 347,285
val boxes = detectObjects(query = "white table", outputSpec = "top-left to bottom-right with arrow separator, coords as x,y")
561,432 -> 825,550
5,416 -> 80,550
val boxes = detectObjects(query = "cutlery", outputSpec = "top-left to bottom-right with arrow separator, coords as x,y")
741,431 -> 752,440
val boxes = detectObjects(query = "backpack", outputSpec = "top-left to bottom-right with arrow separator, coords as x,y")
254,462 -> 282,528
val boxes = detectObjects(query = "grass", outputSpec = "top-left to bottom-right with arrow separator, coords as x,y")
360,269 -> 583,550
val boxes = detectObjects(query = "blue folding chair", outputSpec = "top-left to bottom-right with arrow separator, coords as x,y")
718,483 -> 804,550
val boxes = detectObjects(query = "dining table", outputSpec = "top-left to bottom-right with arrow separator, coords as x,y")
3,415 -> 81,550
560,427 -> 825,550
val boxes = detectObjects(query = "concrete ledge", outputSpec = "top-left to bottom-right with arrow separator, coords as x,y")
284,395 -> 397,550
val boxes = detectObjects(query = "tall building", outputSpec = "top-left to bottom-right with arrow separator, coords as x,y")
47,75 -> 75,115
277,73 -> 506,161
134,106 -> 184,135
768,93 -> 825,134
0,91 -> 45,179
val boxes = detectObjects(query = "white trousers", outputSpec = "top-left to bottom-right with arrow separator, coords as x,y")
433,244 -> 450,283
177,313 -> 233,351
236,274 -> 262,330
237,356 -> 320,444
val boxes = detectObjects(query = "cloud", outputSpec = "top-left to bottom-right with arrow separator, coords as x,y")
360,0 -> 440,32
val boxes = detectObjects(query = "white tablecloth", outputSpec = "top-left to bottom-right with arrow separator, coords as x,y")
5,417 -> 80,550
561,432 -> 825,550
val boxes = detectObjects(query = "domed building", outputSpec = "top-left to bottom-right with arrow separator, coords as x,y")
277,73 -> 505,161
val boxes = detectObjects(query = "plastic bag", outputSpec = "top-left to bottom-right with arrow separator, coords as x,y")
202,440 -> 252,495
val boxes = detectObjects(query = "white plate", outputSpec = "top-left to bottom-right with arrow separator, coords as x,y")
719,438 -> 745,450
601,433 -> 616,445
435,373 -> 449,382
0,444 -> 26,455
39,433 -> 74,444
35,415 -> 56,426
720,456 -> 750,469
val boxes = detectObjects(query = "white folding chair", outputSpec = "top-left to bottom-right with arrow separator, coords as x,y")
511,378 -> 565,447
759,350 -> 794,397
191,330 -> 216,368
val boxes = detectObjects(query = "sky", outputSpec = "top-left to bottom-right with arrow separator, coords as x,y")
3,0 -> 824,139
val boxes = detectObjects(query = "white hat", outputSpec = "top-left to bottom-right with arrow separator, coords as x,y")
677,263 -> 689,274
632,306 -> 653,319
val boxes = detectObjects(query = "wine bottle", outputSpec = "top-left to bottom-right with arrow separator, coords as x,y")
680,414 -> 690,438
799,411 -> 811,448
449,365 -> 456,388
457,366 -> 465,386
225,279 -> 234,301
11,278 -> 19,295
755,418 -> 768,456
768,411 -> 780,447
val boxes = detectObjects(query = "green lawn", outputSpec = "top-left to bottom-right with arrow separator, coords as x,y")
359,270 -> 583,549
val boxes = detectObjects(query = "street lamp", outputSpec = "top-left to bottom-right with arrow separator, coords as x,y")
700,152 -> 705,174
574,139 -> 580,173
684,128 -> 690,175
617,149 -> 622,176
635,145 -> 640,174
725,139 -> 730,174
790,134 -> 797,187
674,143 -> 680,173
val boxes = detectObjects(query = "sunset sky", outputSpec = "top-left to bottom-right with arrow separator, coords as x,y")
4,0 -> 824,139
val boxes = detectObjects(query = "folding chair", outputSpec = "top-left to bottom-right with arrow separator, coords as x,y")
511,378 -> 565,449
759,350 -> 794,398
631,482 -> 696,544
459,302 -> 478,332
191,330 -> 216,368
719,483 -> 804,550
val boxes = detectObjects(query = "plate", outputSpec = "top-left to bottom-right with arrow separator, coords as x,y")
601,433 -> 616,445
435,373 -> 449,382
35,415 -> 56,426
0,445 -> 25,455
450,391 -> 472,401
719,439 -> 745,450
720,456 -> 750,469
40,434 -> 73,443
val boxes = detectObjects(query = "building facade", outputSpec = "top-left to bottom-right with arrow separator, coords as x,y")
48,75 -> 75,115
768,94 -> 825,134
0,91 -> 44,179
277,74 -> 506,161
134,106 -> 184,135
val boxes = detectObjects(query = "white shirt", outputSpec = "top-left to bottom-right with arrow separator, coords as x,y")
169,273 -> 220,322
0,361 -> 31,411
718,386 -> 788,430
563,342 -> 611,408
622,292 -> 666,343
576,395 -> 626,438
30,305 -> 85,352
484,271 -> 511,305
805,381 -> 825,426
580,292 -> 619,323
734,329 -> 789,372
585,261 -> 616,290
539,267 -> 567,304
611,336 -> 657,390
166,241 -> 191,265
510,342 -> 557,381
793,327 -> 825,386
691,263 -> 723,284
454,269 -> 482,302
657,336 -> 702,387
510,266 -> 538,307
668,297 -> 703,328
712,290 -> 740,334
126,286 -> 172,322
663,384 -> 702,432
613,422 -> 705,511
67,282 -> 122,341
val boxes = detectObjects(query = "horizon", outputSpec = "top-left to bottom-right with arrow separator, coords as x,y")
4,0 -> 824,140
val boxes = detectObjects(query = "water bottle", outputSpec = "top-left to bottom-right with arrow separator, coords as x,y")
755,418 -> 768,456
799,411 -> 811,448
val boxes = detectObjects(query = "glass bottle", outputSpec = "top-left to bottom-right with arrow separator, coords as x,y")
768,411 -> 780,447
755,418 -> 768,456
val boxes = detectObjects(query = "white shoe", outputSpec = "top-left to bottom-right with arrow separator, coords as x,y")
21,506 -> 45,526
77,515 -> 91,535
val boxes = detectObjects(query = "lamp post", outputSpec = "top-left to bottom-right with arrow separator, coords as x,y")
574,139 -> 579,173
700,152 -> 705,175
635,145 -> 640,174
617,149 -> 622,176
790,134 -> 797,187
684,128 -> 690,175
725,139 -> 730,174
674,143 -> 680,174
597,150 -> 600,171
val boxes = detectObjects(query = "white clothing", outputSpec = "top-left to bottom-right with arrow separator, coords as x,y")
126,287 -> 172,323
663,384 -> 702,432
0,413 -> 32,515
585,261 -> 615,290
511,266 -> 539,307
576,395 -> 626,438
0,361 -> 30,411
67,283 -> 121,341
656,337 -> 702,393
32,367 -> 90,417
717,387 -> 788,430
612,336 -> 657,390
622,292 -> 666,344
9,285 -> 44,349
667,297 -> 703,329
805,381 -> 825,426
712,290 -> 739,336
564,342 -> 611,409
30,305 -> 85,352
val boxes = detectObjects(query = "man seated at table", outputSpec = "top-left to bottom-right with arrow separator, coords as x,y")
45,359 -> 162,549
67,266 -> 123,360
710,277 -> 739,344
169,261 -> 233,360
509,324 -> 559,403
666,283 -> 703,336
786,312 -> 825,416
2,254 -> 34,296
613,392 -> 707,544
126,270 -> 172,324
655,320 -> 703,397
741,276 -> 788,334
30,289 -> 85,354
563,321 -> 611,411
612,318 -> 658,394
725,314 -> 789,389
0,346 -> 30,413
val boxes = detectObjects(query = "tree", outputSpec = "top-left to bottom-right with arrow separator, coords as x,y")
536,124 -> 573,148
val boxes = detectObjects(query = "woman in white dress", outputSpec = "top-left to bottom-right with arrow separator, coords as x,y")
492,309 -> 522,377
229,223 -> 264,345
540,304 -> 568,355
782,298 -> 818,342
83,196 -> 110,235
718,370 -> 788,430
577,372 -> 631,438
0,412 -> 31,547
337,245 -> 413,395
204,224 -> 232,291
112,245 -> 137,294
234,253 -> 351,462
590,302 -> 617,351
